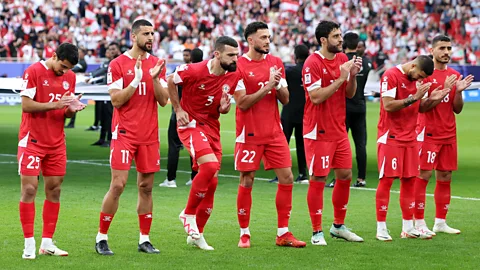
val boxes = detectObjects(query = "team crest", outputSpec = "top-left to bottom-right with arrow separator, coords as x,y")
63,81 -> 70,90
127,69 -> 133,75
198,84 -> 206,90
222,84 -> 230,93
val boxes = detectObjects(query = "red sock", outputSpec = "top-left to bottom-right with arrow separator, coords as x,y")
376,177 -> 394,222
400,177 -> 415,220
332,179 -> 351,225
237,185 -> 252,229
185,162 -> 217,215
19,201 -> 35,238
414,177 -> 429,220
42,200 -> 60,238
99,212 -> 115,234
196,177 -> 218,233
435,180 -> 451,219
307,181 -> 325,231
276,183 -> 293,228
138,213 -> 153,235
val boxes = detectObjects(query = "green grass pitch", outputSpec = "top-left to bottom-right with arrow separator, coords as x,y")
0,103 -> 479,269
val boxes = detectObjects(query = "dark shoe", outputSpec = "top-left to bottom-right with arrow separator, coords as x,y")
85,126 -> 99,131
91,140 -> 104,146
64,123 -> 75,129
353,179 -> 366,187
327,179 -> 336,188
100,141 -> 110,148
269,177 -> 278,183
138,241 -> 160,254
95,240 -> 114,256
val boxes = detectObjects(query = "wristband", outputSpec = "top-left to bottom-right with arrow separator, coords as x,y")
130,79 -> 140,88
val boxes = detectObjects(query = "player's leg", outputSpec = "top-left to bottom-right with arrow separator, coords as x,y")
18,146 -> 42,259
161,114 -> 180,187
234,143 -> 262,248
293,122 -> 308,182
414,142 -> 436,234
134,142 -> 161,253
38,148 -> 68,256
329,138 -> 363,242
95,139 -> 134,255
400,144 -> 431,239
375,143 -> 398,241
351,112 -> 367,187
433,143 -> 460,234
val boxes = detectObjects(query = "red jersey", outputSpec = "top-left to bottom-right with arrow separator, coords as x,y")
18,61 -> 76,149
173,59 -> 241,133
302,51 -> 349,141
419,67 -> 460,144
107,52 -> 167,145
377,65 -> 421,146
234,54 -> 287,144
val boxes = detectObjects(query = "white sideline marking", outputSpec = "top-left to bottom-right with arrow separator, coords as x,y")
1,153 -> 479,201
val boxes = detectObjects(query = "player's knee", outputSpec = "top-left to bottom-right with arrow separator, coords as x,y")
336,169 -> 352,180
278,171 -> 294,184
240,171 -> 255,187
21,184 -> 37,200
45,185 -> 62,201
199,162 -> 218,178
419,170 -> 432,180
138,182 -> 153,196
110,182 -> 126,197
437,171 -> 452,181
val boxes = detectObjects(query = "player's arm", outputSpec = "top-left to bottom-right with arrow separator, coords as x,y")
151,59 -> 169,106
109,56 -> 142,108
167,68 -> 189,126
307,60 -> 352,104
453,74 -> 474,114
420,75 -> 456,112
383,82 -> 431,112
234,69 -> 282,110
345,56 -> 362,98
275,66 -> 289,105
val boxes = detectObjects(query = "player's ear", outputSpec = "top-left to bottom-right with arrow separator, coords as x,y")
52,52 -> 57,61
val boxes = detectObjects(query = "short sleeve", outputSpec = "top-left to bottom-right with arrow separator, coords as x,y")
303,61 -> 323,92
107,60 -> 123,90
380,72 -> 397,98
19,67 -> 37,99
173,64 -> 191,86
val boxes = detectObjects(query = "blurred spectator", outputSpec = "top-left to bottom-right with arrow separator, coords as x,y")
72,48 -> 88,73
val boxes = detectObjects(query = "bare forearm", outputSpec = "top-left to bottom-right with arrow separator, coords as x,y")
153,79 -> 169,107
453,91 -> 464,114
22,97 -> 57,113
235,87 -> 271,110
383,96 -> 419,112
167,78 -> 182,112
309,79 -> 345,104
110,86 -> 137,108
346,78 -> 356,98
419,97 -> 441,112
276,87 -> 289,105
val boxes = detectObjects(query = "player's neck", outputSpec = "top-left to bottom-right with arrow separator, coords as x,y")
210,58 -> 227,76
319,47 -> 335,60
128,47 -> 147,59
44,58 -> 53,69
434,60 -> 448,71
246,50 -> 266,61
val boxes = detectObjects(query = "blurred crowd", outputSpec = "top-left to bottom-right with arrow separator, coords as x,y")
1,0 -> 479,67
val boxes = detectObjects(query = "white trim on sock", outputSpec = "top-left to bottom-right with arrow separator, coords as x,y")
402,219 -> 414,231
415,219 -> 426,227
41,238 -> 53,248
377,221 -> 387,231
277,227 -> 289,237
25,237 -> 35,247
240,227 -> 250,237
139,234 -> 150,244
435,218 -> 446,225
96,232 -> 108,243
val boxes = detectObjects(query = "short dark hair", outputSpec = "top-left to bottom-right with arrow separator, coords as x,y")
315,21 -> 341,44
56,43 -> 78,65
415,55 -> 434,76
343,32 -> 359,50
294,44 -> 309,61
183,48 -> 192,53
108,42 -> 120,50
432,35 -> 451,47
132,19 -> 153,34
244,21 -> 269,40
214,36 -> 238,52
191,48 -> 203,63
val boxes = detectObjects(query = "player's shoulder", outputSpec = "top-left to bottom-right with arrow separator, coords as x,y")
446,67 -> 461,76
336,52 -> 349,62
303,53 -> 321,68
384,66 -> 401,77
266,54 -> 283,64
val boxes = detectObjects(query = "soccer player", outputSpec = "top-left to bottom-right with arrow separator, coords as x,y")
375,55 -> 451,241
414,35 -> 474,235
168,36 -> 241,250
18,42 -> 85,259
233,22 -> 305,249
95,19 -> 168,255
302,21 -> 364,246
